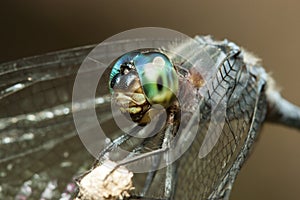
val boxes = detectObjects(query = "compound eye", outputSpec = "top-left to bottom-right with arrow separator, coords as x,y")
134,52 -> 178,107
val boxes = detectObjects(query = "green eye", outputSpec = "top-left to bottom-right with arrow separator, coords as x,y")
135,52 -> 178,107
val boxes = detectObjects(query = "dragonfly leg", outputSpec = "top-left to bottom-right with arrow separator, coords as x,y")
164,161 -> 177,200
75,133 -> 133,183
141,155 -> 161,196
162,117 -> 178,200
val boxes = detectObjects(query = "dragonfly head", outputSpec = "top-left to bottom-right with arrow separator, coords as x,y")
109,50 -> 179,124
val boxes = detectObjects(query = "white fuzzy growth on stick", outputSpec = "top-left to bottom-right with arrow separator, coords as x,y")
75,160 -> 134,200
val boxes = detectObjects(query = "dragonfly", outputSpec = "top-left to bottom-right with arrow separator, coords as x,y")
0,34 -> 299,200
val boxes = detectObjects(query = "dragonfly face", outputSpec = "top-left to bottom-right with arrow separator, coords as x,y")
109,50 -> 179,124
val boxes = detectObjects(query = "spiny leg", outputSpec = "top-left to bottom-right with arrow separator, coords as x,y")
162,114 -> 178,200
141,153 -> 162,196
116,116 -> 179,199
83,110 -> 180,199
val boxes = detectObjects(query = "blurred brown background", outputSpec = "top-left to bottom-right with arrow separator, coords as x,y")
1,0 -> 300,199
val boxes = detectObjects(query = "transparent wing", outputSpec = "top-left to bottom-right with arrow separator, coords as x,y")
0,45 -> 101,199
173,37 -> 268,199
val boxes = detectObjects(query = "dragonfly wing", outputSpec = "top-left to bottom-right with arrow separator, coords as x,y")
173,37 -> 268,200
0,45 -> 95,199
